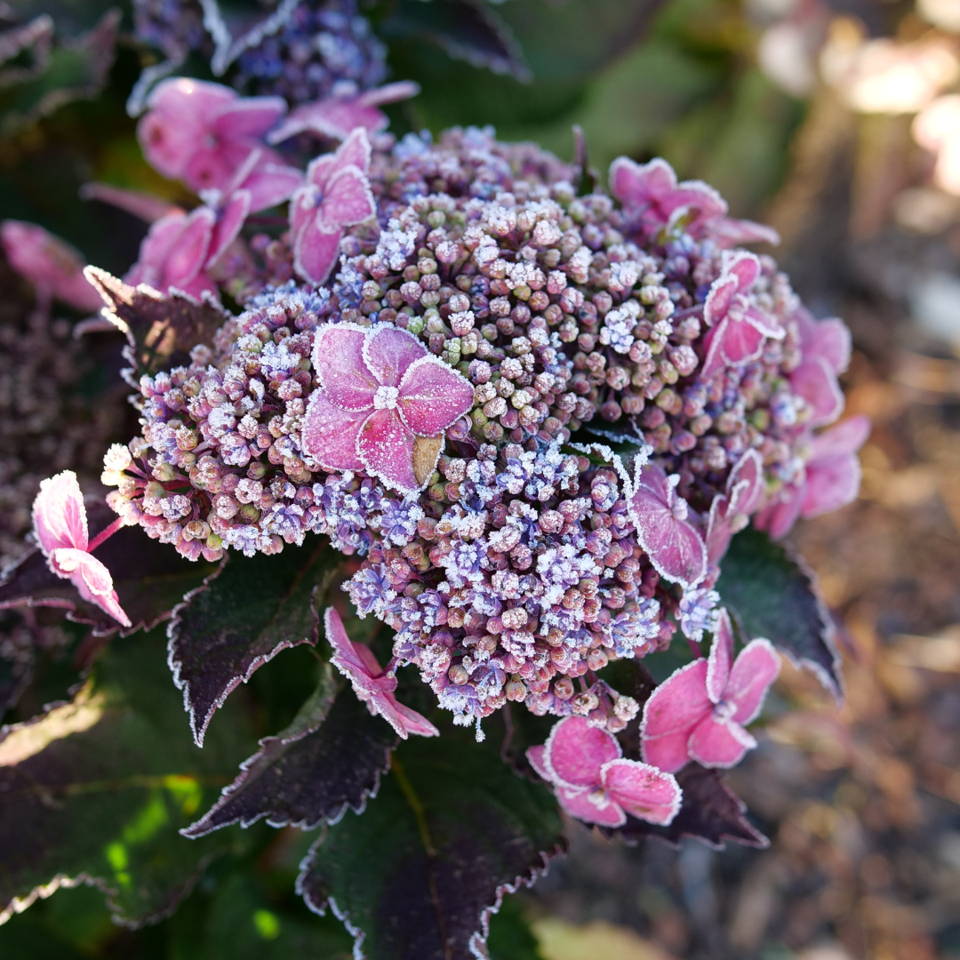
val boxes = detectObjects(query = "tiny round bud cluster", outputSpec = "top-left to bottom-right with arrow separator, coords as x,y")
345,442 -> 669,731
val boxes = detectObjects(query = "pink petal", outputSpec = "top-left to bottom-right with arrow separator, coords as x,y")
362,324 -> 425,387
711,217 -> 780,247
791,356 -> 843,427
809,415 -> 870,461
754,486 -> 803,540
318,167 -> 375,230
183,141 -> 253,193
687,715 -> 756,768
723,251 -> 760,294
381,698 -> 440,739
207,191 -> 250,267
629,464 -> 707,588
641,659 -> 711,773
32,470 -> 88,553
727,449 -> 764,517
50,547 -> 131,628
211,96 -> 286,140
526,745 -> 551,780
801,451 -> 860,518
727,638 -> 780,725
814,317 -> 852,373
706,608 -> 734,703
148,77 -> 235,120
701,315 -> 765,377
335,127 -> 372,174
357,408 -> 419,494
311,323 -> 378,410
301,390 -> 367,471
292,215 -> 343,286
602,759 -> 682,825
268,98 -> 388,144
544,715 -> 620,790
397,355 -> 475,437
238,162 -> 302,212
703,274 -> 739,327
162,208 -> 215,291
705,496 -> 734,570
556,785 -> 626,828
325,607 -> 380,680
670,179 -> 727,223
609,156 -> 676,209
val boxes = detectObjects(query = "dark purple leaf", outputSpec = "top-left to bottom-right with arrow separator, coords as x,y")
297,734 -> 566,960
605,765 -> 768,850
199,0 -> 301,75
167,541 -> 334,746
183,669 -> 398,836
717,527 -> 842,697
387,0 -> 530,81
84,267 -> 228,387
0,629 -> 250,927
0,512 -> 215,638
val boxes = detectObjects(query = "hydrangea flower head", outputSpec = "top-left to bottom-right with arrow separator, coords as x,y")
138,78 -> 286,192
302,321 -> 475,494
290,128 -> 376,284
641,609 -> 779,772
32,471 -> 130,627
325,606 -> 438,739
527,716 -> 681,827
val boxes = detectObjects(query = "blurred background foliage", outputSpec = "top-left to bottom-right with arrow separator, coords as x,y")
2,0 -> 960,957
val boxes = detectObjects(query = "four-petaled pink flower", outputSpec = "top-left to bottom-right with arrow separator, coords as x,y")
527,716 -> 681,828
289,128 -> 377,285
755,415 -> 869,539
627,460 -> 707,589
700,252 -> 784,378
138,78 -> 286,193
641,609 -> 780,772
32,471 -> 131,628
302,322 -> 475,495
325,607 -> 438,739
1,220 -> 101,312
268,82 -> 421,144
705,449 -> 765,575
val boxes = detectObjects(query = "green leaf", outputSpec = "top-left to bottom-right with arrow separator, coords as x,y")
167,541 -> 335,746
0,629 -> 251,929
717,527 -> 841,697
297,733 -> 566,960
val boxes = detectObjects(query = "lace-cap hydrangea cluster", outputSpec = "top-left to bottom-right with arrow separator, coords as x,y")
52,86 -> 867,828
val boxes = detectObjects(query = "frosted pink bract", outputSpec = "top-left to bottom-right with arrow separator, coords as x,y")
325,607 -> 438,739
302,322 -> 474,494
528,715 -> 681,828
31,471 -> 130,627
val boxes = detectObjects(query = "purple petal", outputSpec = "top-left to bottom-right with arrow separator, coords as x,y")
32,470 -> 88,553
544,715 -> 620,790
727,449 -> 764,517
362,323 -> 425,387
687,715 -> 755,768
381,698 -> 440,739
311,323 -> 378,410
325,607 -> 381,681
211,96 -> 286,140
357,409 -> 419,494
602,759 -> 682,826
727,638 -> 780,725
50,547 -> 130,627
301,390 -> 367,471
397,356 -> 475,437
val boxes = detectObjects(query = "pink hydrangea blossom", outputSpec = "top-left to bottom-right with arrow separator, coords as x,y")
701,252 -> 784,377
627,461 -> 707,589
32,471 -> 131,628
289,128 -> 377,285
138,77 -> 286,192
1,220 -> 101,312
789,307 -> 851,427
641,609 -> 780,772
268,81 -> 420,144
301,322 -> 475,494
609,156 -> 779,246
527,716 -> 681,827
325,607 -> 438,739
755,415 -> 869,538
